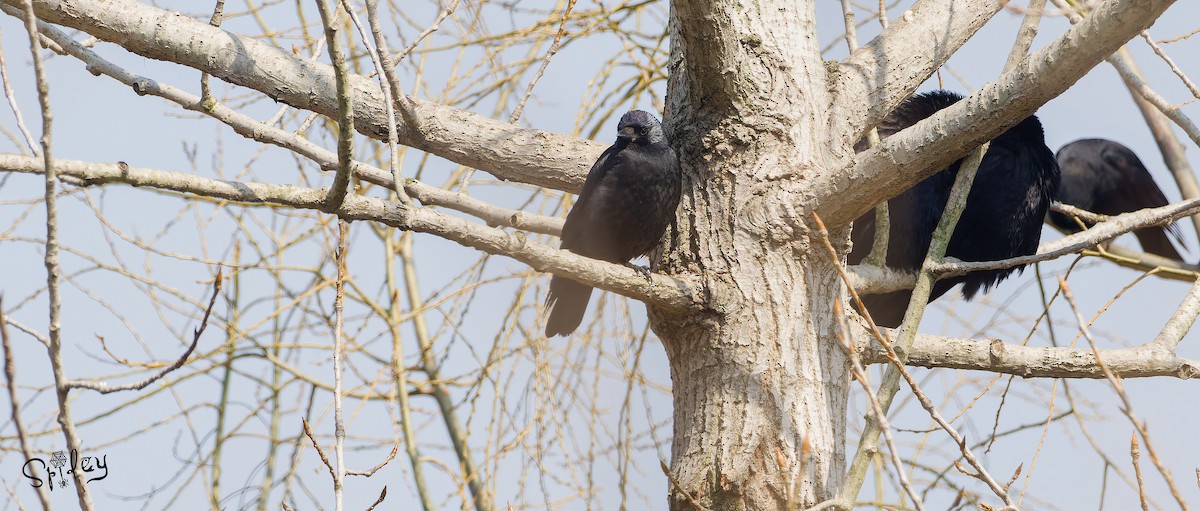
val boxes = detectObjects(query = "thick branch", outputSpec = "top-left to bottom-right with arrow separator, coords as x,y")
858,334 -> 1199,380
0,0 -> 600,191
818,0 -> 1177,225
830,0 -> 1004,144
3,15 -> 564,236
0,155 -> 702,313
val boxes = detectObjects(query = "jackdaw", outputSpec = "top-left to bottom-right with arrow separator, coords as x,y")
544,110 -> 682,337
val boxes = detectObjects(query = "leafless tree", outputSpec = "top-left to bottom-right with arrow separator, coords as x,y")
0,0 -> 1197,510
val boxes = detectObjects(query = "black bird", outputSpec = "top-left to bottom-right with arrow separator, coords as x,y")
847,90 -> 1060,327
544,110 -> 682,337
1049,138 -> 1185,260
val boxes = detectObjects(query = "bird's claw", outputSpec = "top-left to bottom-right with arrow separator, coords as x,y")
626,263 -> 653,282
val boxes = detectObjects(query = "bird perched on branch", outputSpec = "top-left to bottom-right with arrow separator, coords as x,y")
544,110 -> 682,337
1049,138 -> 1186,261
847,90 -> 1060,327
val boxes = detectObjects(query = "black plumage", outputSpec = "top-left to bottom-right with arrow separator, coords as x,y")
544,110 -> 682,337
1049,138 -> 1185,260
847,90 -> 1060,327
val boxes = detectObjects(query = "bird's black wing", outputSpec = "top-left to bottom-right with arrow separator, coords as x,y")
1098,142 -> 1186,256
546,142 -> 626,337
951,139 -> 1056,300
560,143 -> 622,251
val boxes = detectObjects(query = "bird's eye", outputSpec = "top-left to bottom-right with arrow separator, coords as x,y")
638,127 -> 649,135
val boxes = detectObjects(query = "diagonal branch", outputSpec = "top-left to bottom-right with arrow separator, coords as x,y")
848,196 -> 1200,294
0,14 -> 564,237
0,0 -> 601,192
830,0 -> 1004,145
818,0 -> 1178,225
0,155 -> 704,314
64,272 -> 222,393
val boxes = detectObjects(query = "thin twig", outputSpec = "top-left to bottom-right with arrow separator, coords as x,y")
397,232 -> 493,511
840,0 -> 860,53
17,0 -> 94,506
457,0 -> 576,193
199,0 -> 226,109
347,445 -> 398,477
840,142 -> 989,504
302,417 -> 336,476
364,486 -> 387,511
819,210 -> 1017,510
509,0 -> 576,123
1,298 -> 52,510
0,36 -> 36,154
1059,279 -> 1191,511
841,0 -> 890,268
332,220 -> 349,511
833,300 -> 926,511
391,0 -> 462,66
1132,434 -> 1151,511
1140,31 -> 1200,100
659,459 -> 712,511
1107,44 -> 1200,243
65,271 -> 222,393
343,0 -> 413,207
384,232 -> 435,511
3,316 -> 49,347
1002,0 -> 1045,74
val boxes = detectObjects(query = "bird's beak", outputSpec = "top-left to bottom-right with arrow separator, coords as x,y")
618,126 -> 636,140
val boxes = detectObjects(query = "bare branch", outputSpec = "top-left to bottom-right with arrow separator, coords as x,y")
0,0 -> 600,191
1110,47 -> 1200,243
331,221 -> 348,511
1,298 -> 52,510
831,0 -> 1004,144
346,445 -> 397,477
314,0 -> 355,213
833,301 -> 926,511
1061,280 -> 1193,510
0,155 -> 703,314
65,270 -> 222,393
820,0 -> 1178,225
849,198 -> 1200,294
841,142 -> 988,504
857,333 -> 1199,380
302,417 -> 336,478
930,197 -> 1200,278
15,0 -> 95,506
0,37 -> 36,154
364,487 -> 387,511
1132,434 -> 1151,511
0,16 -> 563,238
2,316 -> 49,347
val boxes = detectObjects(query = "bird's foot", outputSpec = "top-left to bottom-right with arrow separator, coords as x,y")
626,263 -> 653,283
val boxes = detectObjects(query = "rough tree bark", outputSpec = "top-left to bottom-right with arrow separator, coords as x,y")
656,2 -> 850,507
652,0 -> 1178,509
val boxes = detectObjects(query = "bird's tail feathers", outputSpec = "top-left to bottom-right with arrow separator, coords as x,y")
544,276 -> 594,337
1135,226 -> 1185,261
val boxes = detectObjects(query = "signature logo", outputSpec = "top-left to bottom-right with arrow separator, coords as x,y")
22,449 -> 109,490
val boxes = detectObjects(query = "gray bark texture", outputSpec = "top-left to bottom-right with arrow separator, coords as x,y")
651,0 -> 1176,508
655,1 -> 851,507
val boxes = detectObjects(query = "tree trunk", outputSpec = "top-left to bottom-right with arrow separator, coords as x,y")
653,2 -> 851,509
